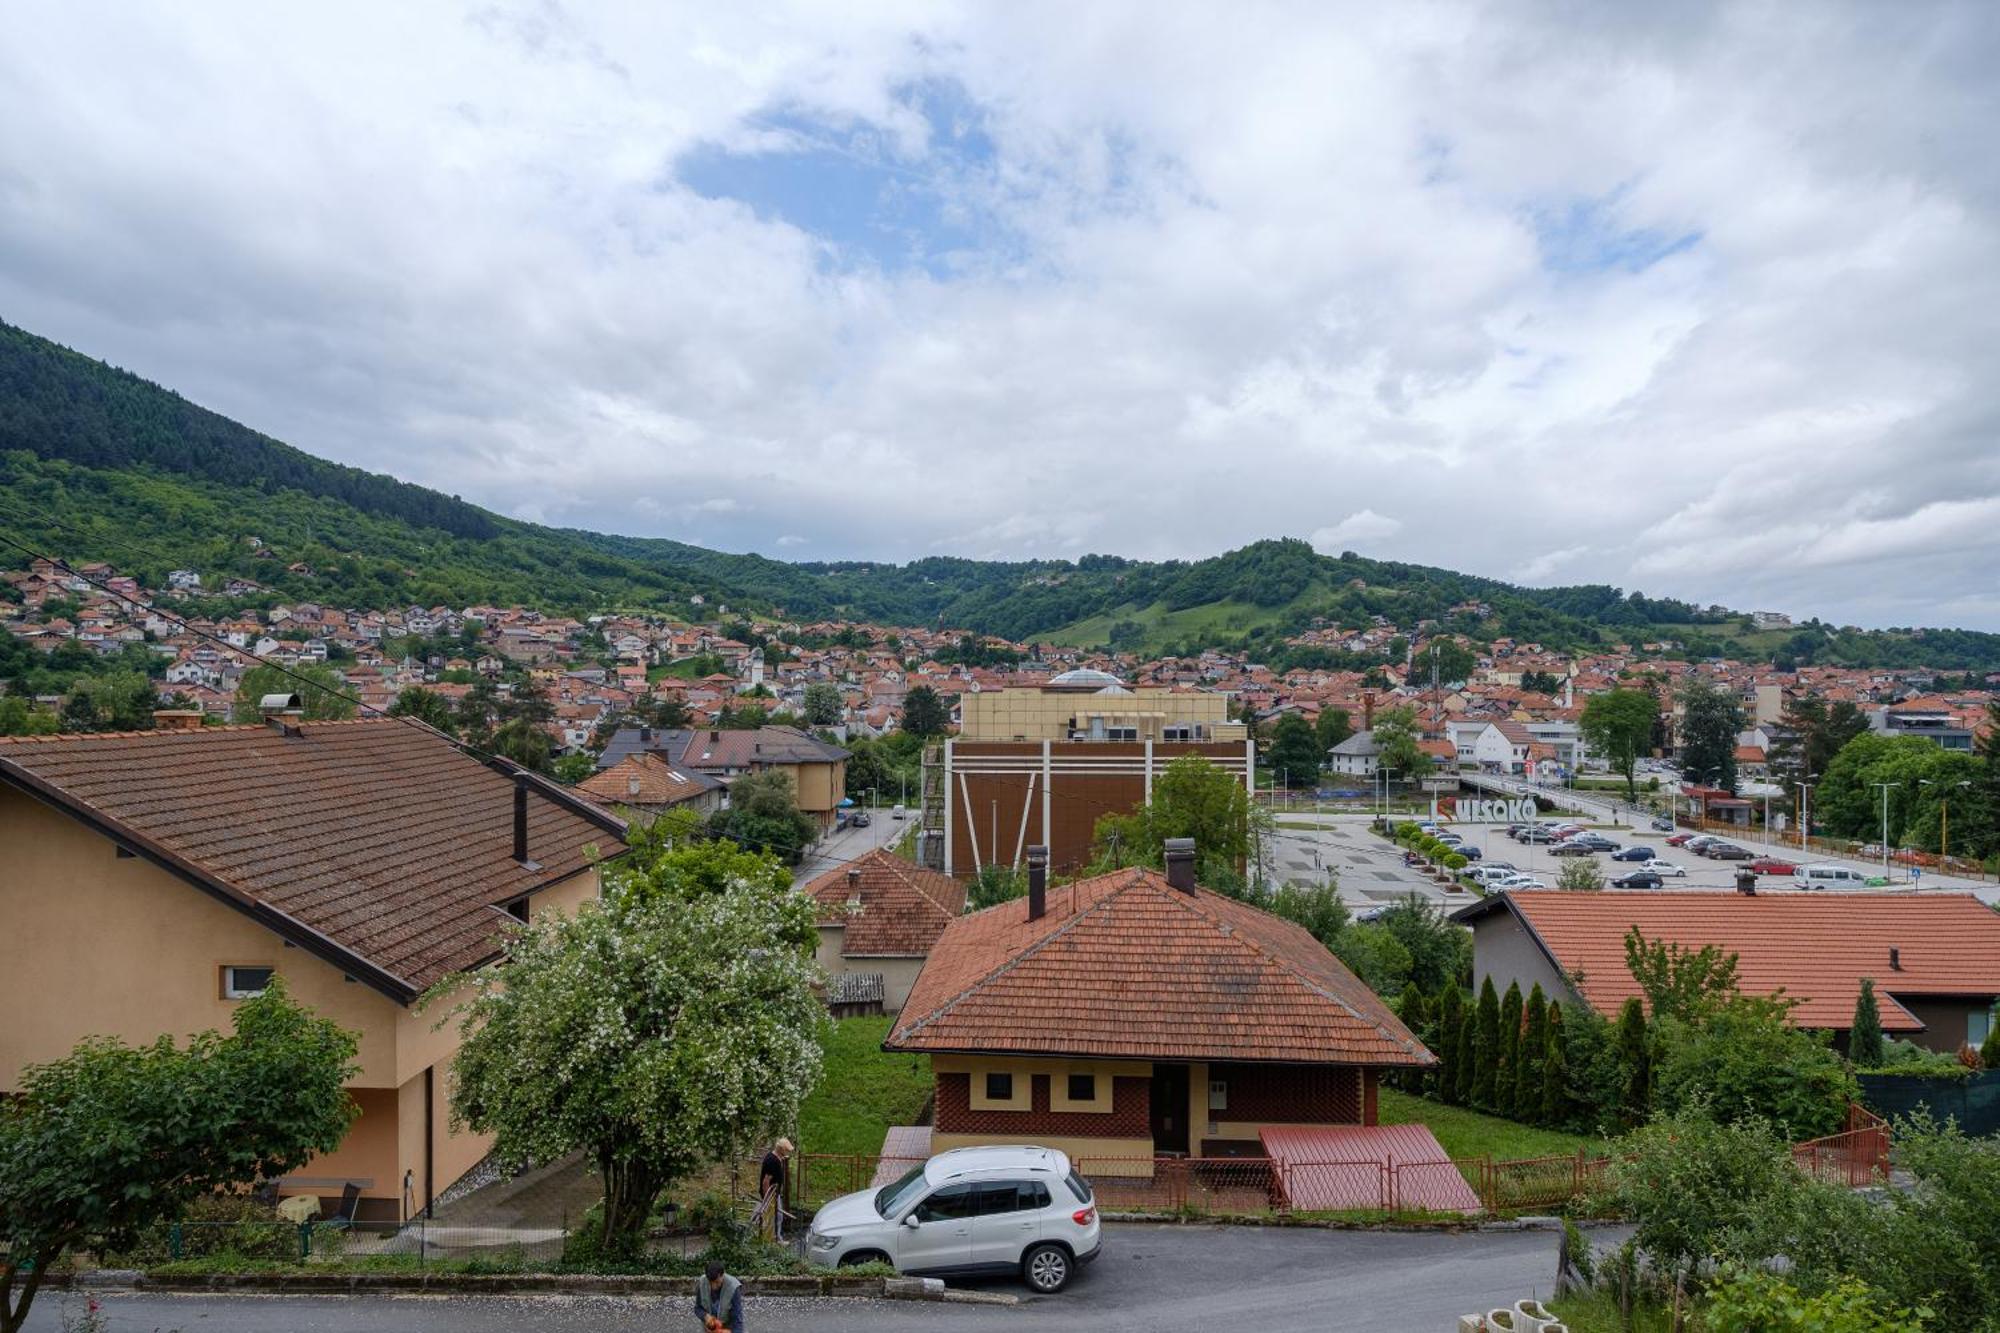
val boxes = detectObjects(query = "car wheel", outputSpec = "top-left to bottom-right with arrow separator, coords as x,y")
1022,1242 -> 1072,1293
839,1250 -> 889,1268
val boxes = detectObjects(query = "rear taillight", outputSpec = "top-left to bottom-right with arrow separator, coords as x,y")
1072,1206 -> 1095,1225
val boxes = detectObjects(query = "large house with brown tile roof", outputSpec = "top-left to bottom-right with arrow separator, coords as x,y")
885,843 -> 1432,1173
574,751 -> 725,819
596,724 -> 848,830
0,717 -> 626,1224
801,849 -> 967,1013
1454,889 -> 2000,1053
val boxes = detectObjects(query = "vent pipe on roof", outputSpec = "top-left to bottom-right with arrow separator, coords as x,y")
1890,946 -> 1902,972
512,779 -> 541,870
259,692 -> 305,735
1735,869 -> 1757,896
1026,845 -> 1048,921
1164,838 -> 1197,893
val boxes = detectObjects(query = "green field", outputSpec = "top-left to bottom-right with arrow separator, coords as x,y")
1046,596 -> 1296,650
796,1016 -> 933,1157
1376,1088 -> 1610,1162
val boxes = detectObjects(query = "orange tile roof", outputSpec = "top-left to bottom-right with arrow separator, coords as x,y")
575,752 -> 717,808
801,848 -> 966,957
1461,890 -> 2000,1031
0,720 -> 625,999
886,867 -> 1432,1066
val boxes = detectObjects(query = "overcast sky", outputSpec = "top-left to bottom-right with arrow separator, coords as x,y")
3,3 -> 1997,629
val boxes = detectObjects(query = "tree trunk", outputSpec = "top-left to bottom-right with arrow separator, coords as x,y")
1,1249 -> 53,1333
597,1157 -> 666,1259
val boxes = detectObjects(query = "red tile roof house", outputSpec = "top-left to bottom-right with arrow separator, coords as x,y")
882,842 -> 1467,1212
1453,889 -> 2000,1054
0,717 -> 627,1224
801,849 -> 967,1014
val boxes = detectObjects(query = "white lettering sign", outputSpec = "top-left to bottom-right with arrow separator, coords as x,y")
1455,797 -> 1537,823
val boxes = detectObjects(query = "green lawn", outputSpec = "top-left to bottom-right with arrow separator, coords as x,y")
1376,1088 -> 1610,1162
796,1016 -> 933,1156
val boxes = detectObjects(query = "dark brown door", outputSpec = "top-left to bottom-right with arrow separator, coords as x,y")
1150,1063 -> 1190,1155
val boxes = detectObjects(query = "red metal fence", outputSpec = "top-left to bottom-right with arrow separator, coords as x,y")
1791,1103 -> 1891,1187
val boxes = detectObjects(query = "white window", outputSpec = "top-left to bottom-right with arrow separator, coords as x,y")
1971,1008 -> 1993,1048
222,966 -> 274,999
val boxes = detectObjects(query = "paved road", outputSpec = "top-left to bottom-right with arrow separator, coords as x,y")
30,1224 -> 1578,1332
792,809 -> 908,886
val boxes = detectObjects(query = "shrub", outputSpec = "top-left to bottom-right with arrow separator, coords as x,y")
1650,1002 -> 1856,1140
1703,1267 -> 1932,1332
1515,984 -> 1549,1121
112,1194 -> 299,1266
1472,976 -> 1500,1109
1615,997 -> 1651,1128
1604,1105 -> 1803,1288
1849,978 -> 1884,1068
1497,982 -> 1524,1115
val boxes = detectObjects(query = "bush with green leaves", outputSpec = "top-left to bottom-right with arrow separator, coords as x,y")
1649,998 -> 1856,1140
1702,1268 -> 1932,1333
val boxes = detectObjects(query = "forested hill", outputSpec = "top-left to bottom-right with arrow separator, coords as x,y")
3,318 -> 1998,669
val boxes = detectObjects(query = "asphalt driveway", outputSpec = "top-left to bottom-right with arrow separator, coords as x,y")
31,1223 -> 1584,1333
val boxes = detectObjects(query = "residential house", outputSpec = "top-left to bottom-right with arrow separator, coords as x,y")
883,844 -> 1442,1206
1327,729 -> 1381,778
801,849 -> 966,1013
1453,889 -> 2000,1053
0,718 -> 626,1223
574,752 -> 726,820
596,725 -> 850,831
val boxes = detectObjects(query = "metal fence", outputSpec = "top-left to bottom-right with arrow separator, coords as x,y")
1791,1103 -> 1891,1188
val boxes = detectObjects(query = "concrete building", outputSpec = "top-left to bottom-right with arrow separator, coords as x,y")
956,669 -> 1244,744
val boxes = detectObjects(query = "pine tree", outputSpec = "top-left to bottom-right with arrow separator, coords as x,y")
1436,986 -> 1466,1104
1540,1005 -> 1569,1128
1454,997 -> 1477,1105
1496,982 -> 1524,1118
1396,988 -> 1431,1092
1983,1014 -> 2000,1072
1615,996 -> 1651,1126
1472,976 -> 1501,1110
1849,977 -> 1884,1068
1516,984 -> 1550,1122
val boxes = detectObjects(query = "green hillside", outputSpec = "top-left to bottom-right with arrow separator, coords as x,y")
2,318 -> 1998,670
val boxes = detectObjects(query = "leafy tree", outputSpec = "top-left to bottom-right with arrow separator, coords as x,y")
1453,996 -> 1477,1104
1650,1000 -> 1856,1139
1556,857 -> 1605,891
0,696 -> 57,736
1982,1014 -> 2000,1072
0,979 -> 357,1333
1615,997 -> 1651,1126
1767,693 -> 1870,789
801,682 -> 843,727
551,752 -> 597,785
1090,754 -> 1261,884
1625,927 -> 1742,1023
1472,976 -> 1501,1110
1370,705 -> 1431,780
708,769 -> 818,864
1849,977 -> 1885,1067
1265,712 -> 1324,788
1496,981 -> 1523,1118
230,662 -> 355,723
387,684 -> 457,736
1314,706 -> 1353,753
437,838 -> 824,1259
968,863 -> 1027,911
1515,984 -> 1549,1121
490,717 -> 553,773
1267,879 -> 1350,951
1580,687 -> 1658,801
1677,676 -> 1745,793
1373,895 -> 1471,994
1434,986 -> 1466,1105
901,685 -> 950,738
1331,923 -> 1413,997
59,671 -> 158,732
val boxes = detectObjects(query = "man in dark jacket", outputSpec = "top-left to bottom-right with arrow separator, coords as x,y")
695,1260 -> 744,1333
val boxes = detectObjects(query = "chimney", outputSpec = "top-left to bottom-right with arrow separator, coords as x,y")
627,774 -> 642,798
512,780 -> 540,869
1164,838 -> 1197,893
151,709 -> 204,732
710,730 -> 721,742
259,692 -> 304,735
848,866 -> 862,892
1735,869 -> 1757,896
1026,845 -> 1049,921
1890,946 -> 1902,972
1362,691 -> 1375,730
639,725 -> 652,744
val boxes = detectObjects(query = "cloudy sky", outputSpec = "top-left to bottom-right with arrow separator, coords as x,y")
3,2 -> 1997,628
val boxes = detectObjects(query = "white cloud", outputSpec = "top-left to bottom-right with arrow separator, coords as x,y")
1,3 -> 1996,626
1310,510 -> 1404,553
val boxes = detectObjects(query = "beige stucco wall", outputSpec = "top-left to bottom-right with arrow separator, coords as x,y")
786,760 -> 844,814
816,926 -> 932,1013
927,1132 -> 1156,1175
1469,910 -> 1575,1009
959,688 -> 1239,743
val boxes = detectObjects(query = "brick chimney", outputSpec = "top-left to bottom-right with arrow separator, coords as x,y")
1026,845 -> 1048,921
1362,691 -> 1375,730
1164,838 -> 1197,892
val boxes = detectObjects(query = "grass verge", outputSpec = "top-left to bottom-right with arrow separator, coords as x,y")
1375,1088 -> 1611,1162
797,1015 -> 932,1156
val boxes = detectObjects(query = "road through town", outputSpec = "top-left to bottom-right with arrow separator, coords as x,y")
30,1224 -> 1594,1333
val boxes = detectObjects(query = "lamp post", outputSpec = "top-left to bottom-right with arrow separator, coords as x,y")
1920,778 -> 1973,860
1795,777 -> 1815,853
1869,781 -> 1902,875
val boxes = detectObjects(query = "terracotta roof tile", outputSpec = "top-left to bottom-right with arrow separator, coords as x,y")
1468,890 -> 2000,1031
575,752 -> 718,807
886,867 -> 1432,1066
0,720 -> 624,997
801,848 -> 966,957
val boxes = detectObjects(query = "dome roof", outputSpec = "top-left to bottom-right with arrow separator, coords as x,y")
1047,667 -> 1126,689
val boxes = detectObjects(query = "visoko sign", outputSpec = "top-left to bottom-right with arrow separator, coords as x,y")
1456,797 -> 1538,823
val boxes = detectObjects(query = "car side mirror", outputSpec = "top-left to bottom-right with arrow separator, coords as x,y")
903,1213 -> 922,1229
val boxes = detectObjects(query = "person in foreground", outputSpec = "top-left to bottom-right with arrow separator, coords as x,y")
696,1259 -> 745,1333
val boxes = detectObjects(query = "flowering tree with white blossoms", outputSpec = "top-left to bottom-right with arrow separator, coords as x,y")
434,839 -> 826,1257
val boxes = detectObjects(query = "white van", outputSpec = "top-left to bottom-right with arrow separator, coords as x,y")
1792,863 -> 1870,889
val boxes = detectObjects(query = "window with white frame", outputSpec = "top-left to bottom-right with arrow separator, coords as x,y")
222,966 -> 274,999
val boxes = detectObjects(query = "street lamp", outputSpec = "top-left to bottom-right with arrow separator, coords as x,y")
1868,781 -> 1902,875
1920,778 -> 1973,860
1794,776 -> 1816,854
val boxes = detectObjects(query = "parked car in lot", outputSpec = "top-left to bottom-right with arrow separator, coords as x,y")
1611,870 -> 1665,889
1665,832 -> 1699,847
1610,846 -> 1657,862
1683,835 -> 1721,853
1746,856 -> 1797,874
1518,828 -> 1558,843
851,812 -> 872,828
1493,873 -> 1549,890
806,1146 -> 1101,1293
1650,817 -> 1675,832
1704,843 -> 1754,860
1469,865 -> 1516,886
1567,835 -> 1621,852
1458,845 -> 1482,860
1548,842 -> 1597,857
1641,859 -> 1687,877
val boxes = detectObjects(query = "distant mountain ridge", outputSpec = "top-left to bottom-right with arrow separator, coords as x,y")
3,318 -> 1997,670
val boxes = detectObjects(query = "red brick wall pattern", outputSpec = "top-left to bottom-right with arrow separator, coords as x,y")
934,1073 -> 1150,1137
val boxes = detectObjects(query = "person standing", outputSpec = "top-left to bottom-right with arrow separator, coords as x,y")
695,1259 -> 744,1333
757,1138 -> 793,1241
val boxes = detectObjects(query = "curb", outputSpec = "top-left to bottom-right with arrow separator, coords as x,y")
68,1270 -> 1015,1302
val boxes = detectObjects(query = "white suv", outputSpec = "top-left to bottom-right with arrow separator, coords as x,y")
804,1145 -> 1101,1293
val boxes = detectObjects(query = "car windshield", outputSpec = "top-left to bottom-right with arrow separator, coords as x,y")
875,1165 -> 930,1218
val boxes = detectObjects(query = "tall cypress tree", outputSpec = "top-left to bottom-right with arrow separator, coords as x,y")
1540,1005 -> 1569,1128
1496,981 -> 1524,1118
1436,986 -> 1466,1104
1396,988 -> 1432,1092
1615,996 -> 1651,1126
1454,994 -> 1477,1105
1472,976 -> 1501,1110
1849,977 -> 1884,1068
1516,984 -> 1550,1121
